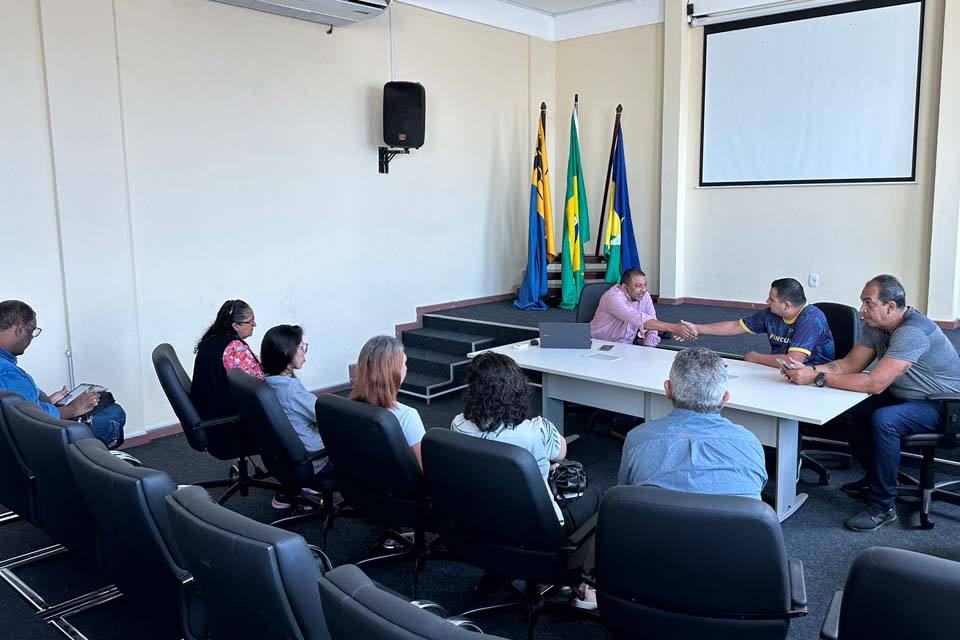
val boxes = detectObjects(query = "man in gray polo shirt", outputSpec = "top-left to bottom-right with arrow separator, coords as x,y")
783,275 -> 960,531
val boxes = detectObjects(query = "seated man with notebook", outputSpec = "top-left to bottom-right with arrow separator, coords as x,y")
590,269 -> 696,346
0,300 -> 126,447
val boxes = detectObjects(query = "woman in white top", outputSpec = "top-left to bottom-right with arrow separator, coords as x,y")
452,352 -> 602,609
350,335 -> 426,469
451,352 -> 600,534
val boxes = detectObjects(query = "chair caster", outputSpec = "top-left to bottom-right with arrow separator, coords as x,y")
920,515 -> 934,530
229,464 -> 239,480
818,475 -> 830,487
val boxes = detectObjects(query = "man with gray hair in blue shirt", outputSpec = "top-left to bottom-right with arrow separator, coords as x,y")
618,347 -> 768,500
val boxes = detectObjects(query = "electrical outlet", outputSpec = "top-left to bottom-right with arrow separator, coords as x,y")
808,273 -> 820,288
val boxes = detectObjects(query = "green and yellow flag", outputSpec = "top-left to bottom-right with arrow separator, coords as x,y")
559,104 -> 590,310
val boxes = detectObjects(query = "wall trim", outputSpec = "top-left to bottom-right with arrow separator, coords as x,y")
936,319 -> 960,330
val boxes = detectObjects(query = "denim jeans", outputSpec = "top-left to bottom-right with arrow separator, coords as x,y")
87,403 -> 126,447
832,391 -> 944,509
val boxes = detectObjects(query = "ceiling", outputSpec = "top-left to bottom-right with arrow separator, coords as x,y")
502,0 -> 623,15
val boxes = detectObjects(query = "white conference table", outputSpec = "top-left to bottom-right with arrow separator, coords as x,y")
470,339 -> 867,522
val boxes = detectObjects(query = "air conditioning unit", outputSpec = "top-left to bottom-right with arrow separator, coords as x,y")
210,0 -> 390,27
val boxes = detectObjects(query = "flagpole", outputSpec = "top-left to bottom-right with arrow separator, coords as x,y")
594,104 -> 622,257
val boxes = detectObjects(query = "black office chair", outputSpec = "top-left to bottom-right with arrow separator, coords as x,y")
820,546 -> 960,639
0,391 -> 79,618
319,564 -> 507,640
3,402 -> 121,620
421,428 -> 597,640
896,391 -> 960,529
165,485 -> 333,640
226,369 -> 336,528
314,394 -> 448,599
800,302 -> 861,485
595,486 -> 806,640
574,282 -> 610,324
66,438 -> 207,639
152,343 -> 280,504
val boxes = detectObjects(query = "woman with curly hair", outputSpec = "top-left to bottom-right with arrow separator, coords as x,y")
452,352 -> 602,609
451,352 -> 601,532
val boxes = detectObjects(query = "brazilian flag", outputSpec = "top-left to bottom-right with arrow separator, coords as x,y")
559,105 -> 590,310
603,126 -> 641,282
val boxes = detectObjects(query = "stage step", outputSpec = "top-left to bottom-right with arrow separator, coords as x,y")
399,314 -> 544,403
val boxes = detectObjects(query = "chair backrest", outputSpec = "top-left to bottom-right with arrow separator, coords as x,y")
152,343 -> 208,451
421,428 -> 567,581
319,564 -> 508,640
814,303 -> 859,360
836,547 -> 960,638
165,485 -> 330,640
575,282 -> 612,324
227,369 -> 315,490
596,485 -> 793,639
67,438 -> 202,639
314,395 -> 424,527
6,402 -> 99,558
0,390 -> 39,524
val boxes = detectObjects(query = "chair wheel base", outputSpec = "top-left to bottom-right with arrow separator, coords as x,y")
920,517 -> 934,530
818,476 -> 830,487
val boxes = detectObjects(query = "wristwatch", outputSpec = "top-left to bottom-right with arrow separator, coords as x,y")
815,372 -> 827,388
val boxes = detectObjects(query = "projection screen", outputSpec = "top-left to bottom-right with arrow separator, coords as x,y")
699,0 -> 924,186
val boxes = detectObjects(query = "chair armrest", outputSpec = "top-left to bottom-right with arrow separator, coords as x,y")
194,414 -> 242,431
788,558 -> 807,609
926,393 -> 960,403
567,513 -> 598,549
819,591 -> 843,640
306,449 -> 328,463
307,545 -> 333,572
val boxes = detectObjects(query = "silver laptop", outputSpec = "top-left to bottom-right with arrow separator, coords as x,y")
538,323 -> 592,349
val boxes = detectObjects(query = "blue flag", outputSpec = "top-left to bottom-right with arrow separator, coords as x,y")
603,127 -> 641,281
515,114 -> 557,310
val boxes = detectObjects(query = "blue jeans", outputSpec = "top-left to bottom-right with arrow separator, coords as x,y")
88,403 -> 126,447
834,392 -> 944,509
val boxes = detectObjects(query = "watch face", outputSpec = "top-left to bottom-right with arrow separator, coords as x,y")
816,373 -> 826,387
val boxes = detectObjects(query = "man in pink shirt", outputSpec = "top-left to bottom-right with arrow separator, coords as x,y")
590,269 -> 696,346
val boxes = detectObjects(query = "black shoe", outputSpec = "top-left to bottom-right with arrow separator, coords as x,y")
845,505 -> 898,532
841,476 -> 870,499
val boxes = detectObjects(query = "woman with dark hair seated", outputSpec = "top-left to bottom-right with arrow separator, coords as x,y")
452,352 -> 602,608
192,299 -> 263,422
262,324 -> 333,509
452,352 -> 601,531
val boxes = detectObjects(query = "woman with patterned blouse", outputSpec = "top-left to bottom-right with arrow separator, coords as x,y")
192,299 -> 263,423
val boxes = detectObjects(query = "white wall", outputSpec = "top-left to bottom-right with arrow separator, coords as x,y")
554,24 -> 664,289
1,1 -> 71,389
5,1 -> 552,435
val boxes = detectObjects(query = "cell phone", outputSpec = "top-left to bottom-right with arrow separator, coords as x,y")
530,338 -> 539,346
776,358 -> 793,369
599,344 -> 615,351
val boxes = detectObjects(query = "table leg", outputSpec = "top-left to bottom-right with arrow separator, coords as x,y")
541,373 -> 565,434
774,417 -> 808,522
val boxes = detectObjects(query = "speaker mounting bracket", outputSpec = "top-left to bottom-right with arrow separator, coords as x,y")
379,147 -> 411,174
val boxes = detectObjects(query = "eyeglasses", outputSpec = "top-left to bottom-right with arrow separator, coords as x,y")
236,319 -> 256,327
298,342 -> 309,354
23,324 -> 42,338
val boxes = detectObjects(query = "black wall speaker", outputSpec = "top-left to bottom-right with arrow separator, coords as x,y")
383,81 -> 425,149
